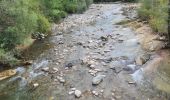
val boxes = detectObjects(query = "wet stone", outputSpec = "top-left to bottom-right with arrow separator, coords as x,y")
77,42 -> 83,46
123,64 -> 136,73
92,74 -> 106,85
100,36 -> 108,41
65,62 -> 73,68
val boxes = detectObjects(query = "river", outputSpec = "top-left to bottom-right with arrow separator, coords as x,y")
0,3 -> 170,100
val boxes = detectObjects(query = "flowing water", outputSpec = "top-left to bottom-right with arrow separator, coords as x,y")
0,3 -> 170,100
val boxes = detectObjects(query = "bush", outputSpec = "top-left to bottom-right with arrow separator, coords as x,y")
49,9 -> 67,21
0,49 -> 18,66
138,0 -> 168,34
37,15 -> 51,34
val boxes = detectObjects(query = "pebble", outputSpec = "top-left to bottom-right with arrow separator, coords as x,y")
65,63 -> 73,68
89,64 -> 95,69
69,91 -> 75,95
33,83 -> 39,88
111,93 -> 115,96
92,91 -> 99,96
100,90 -> 104,93
74,90 -> 82,98
57,76 -> 65,83
53,68 -> 59,72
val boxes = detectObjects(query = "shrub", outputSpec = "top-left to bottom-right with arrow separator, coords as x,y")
0,49 -> 18,66
37,15 -> 51,34
138,0 -> 168,34
49,9 -> 67,21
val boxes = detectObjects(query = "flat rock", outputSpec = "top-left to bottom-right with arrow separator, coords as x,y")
92,74 -> 106,85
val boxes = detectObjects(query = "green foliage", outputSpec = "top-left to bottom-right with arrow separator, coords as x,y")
138,0 -> 168,33
94,0 -> 135,2
0,49 -> 18,66
0,0 -> 94,65
42,0 -> 93,21
37,15 -> 51,34
49,9 -> 67,21
0,0 -> 51,49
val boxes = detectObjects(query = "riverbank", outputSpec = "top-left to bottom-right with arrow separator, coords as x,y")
120,3 -> 170,97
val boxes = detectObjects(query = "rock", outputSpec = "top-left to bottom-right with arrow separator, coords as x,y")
88,40 -> 93,43
74,90 -> 82,98
100,36 -> 108,41
77,42 -> 83,45
92,74 -> 106,85
104,57 -> 113,63
118,39 -> 124,43
33,83 -> 39,88
65,63 -> 73,68
57,76 -> 65,83
58,41 -> 64,44
128,81 -> 136,84
69,91 -> 75,95
53,68 -> 58,72
0,69 -> 17,81
89,69 -> 98,76
87,64 -> 95,69
123,64 -> 136,72
135,54 -> 150,65
92,91 -> 99,96
111,92 -> 115,96
21,60 -> 33,66
42,67 -> 49,72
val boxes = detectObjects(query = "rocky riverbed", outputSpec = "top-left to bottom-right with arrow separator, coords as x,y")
0,2 -> 170,100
